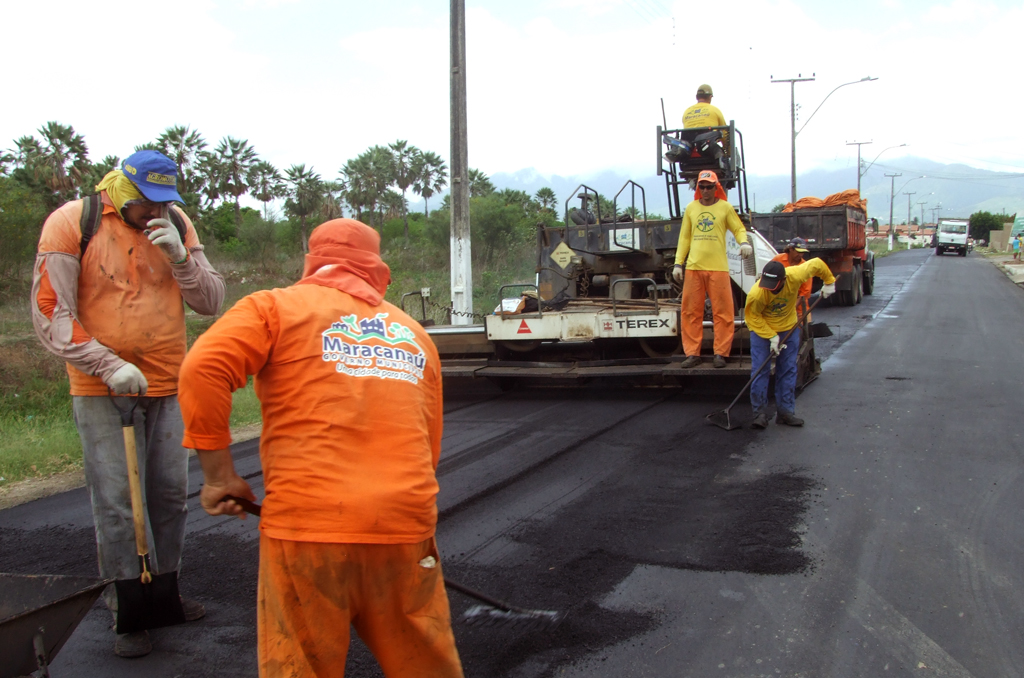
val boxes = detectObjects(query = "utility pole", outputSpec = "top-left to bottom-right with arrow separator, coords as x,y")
771,74 -> 815,203
918,201 -> 927,229
846,140 -> 872,194
449,0 -> 473,324
886,172 -> 901,251
909,191 -> 917,244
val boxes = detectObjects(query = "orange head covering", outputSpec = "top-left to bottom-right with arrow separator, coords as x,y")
693,169 -> 729,202
295,219 -> 391,305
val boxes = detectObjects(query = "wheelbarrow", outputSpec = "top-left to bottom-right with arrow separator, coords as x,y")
0,572 -> 113,678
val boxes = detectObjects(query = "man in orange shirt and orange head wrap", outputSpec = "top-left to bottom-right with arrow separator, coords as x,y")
178,218 -> 463,678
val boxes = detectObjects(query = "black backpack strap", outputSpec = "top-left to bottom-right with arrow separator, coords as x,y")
78,194 -> 103,259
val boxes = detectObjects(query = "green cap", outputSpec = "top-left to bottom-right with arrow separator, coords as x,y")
697,84 -> 713,96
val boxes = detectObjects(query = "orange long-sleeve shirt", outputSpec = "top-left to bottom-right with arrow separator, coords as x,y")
178,284 -> 444,545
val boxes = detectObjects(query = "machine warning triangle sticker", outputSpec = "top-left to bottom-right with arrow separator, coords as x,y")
517,320 -> 532,334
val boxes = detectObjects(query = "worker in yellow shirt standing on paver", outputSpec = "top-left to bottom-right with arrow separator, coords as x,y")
672,170 -> 752,369
683,83 -> 728,151
745,259 -> 836,429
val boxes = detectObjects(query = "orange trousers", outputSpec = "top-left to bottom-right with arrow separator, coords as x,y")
258,534 -> 464,678
681,269 -> 734,357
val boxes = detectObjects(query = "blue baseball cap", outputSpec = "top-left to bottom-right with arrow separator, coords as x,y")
120,150 -> 183,203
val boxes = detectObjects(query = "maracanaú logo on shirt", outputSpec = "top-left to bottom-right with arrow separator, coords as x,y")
766,296 -> 790,316
321,313 -> 427,384
696,212 -> 715,232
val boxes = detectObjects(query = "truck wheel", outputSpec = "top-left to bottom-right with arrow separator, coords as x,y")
960,248 -> 967,257
853,265 -> 863,304
863,266 -> 874,296
936,247 -> 942,256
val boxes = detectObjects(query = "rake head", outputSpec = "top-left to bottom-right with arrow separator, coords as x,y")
706,409 -> 741,431
460,604 -> 565,633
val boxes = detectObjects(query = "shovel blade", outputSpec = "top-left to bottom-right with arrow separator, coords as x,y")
460,604 -> 565,633
706,410 -> 740,431
115,572 -> 186,634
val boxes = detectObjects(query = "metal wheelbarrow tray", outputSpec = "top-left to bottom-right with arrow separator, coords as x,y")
0,572 -> 112,678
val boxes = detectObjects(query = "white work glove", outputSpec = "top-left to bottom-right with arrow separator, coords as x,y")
672,264 -> 684,283
820,282 -> 836,299
146,218 -> 188,264
768,335 -> 781,356
739,242 -> 753,259
106,363 -> 148,395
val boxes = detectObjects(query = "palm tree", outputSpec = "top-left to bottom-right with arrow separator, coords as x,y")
412,151 -> 447,217
249,161 -> 285,220
284,164 -> 323,253
389,140 -> 421,239
35,122 -> 90,205
535,187 -> 557,213
468,168 -> 494,198
340,147 -> 394,230
196,151 -> 225,216
156,126 -> 207,220
318,181 -> 346,222
214,136 -> 258,235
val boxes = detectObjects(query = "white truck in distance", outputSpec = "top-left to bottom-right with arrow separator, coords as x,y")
935,218 -> 969,256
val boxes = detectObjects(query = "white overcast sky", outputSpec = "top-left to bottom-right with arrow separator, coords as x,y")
4,0 -> 1022,185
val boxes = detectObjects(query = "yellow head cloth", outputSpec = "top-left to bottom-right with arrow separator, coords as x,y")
95,170 -> 143,214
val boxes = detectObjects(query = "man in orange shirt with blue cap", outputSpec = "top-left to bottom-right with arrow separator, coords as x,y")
178,218 -> 463,677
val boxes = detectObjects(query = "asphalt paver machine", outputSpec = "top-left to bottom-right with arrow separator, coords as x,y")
419,122 -> 821,389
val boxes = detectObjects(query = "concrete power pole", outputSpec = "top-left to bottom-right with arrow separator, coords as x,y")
918,201 -> 927,228
772,75 -> 815,203
909,192 -> 917,242
886,172 -> 902,251
846,140 -> 872,194
449,0 -> 473,324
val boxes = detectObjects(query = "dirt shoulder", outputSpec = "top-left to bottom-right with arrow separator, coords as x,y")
0,424 -> 262,512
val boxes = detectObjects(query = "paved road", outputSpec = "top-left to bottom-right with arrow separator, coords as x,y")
3,248 -> 1022,677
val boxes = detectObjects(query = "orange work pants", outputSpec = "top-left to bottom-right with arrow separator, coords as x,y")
681,269 -> 734,357
258,534 -> 464,678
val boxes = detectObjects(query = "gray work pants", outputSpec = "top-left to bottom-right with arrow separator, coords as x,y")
73,395 -> 189,610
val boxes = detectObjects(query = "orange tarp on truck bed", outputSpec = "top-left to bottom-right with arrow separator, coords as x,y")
783,189 -> 867,213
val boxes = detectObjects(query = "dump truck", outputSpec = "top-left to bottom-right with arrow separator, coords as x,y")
935,218 -> 969,256
412,121 -> 822,388
751,201 -> 874,307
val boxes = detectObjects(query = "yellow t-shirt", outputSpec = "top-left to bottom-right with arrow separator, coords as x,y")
682,102 -> 726,129
745,259 -> 836,338
674,199 -> 748,271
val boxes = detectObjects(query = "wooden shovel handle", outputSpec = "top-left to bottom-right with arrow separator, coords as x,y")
122,426 -> 152,583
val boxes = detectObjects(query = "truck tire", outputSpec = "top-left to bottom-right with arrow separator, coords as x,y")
853,264 -> 863,304
936,247 -> 943,256
863,265 -> 874,296
960,248 -> 967,257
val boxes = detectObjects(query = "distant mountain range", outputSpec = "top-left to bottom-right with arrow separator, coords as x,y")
478,157 -> 1024,225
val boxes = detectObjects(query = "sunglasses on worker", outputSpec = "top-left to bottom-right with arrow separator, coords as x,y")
697,183 -> 716,191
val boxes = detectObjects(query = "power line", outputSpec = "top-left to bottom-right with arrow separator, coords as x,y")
871,161 -> 1024,181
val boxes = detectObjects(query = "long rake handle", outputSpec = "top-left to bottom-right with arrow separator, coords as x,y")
725,296 -> 823,410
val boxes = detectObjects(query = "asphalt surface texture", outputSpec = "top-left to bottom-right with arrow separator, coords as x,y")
3,247 -> 1023,677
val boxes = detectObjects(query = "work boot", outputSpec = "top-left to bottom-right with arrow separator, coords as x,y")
679,355 -> 702,369
114,630 -> 152,658
776,412 -> 804,427
181,596 -> 206,621
713,355 -> 727,369
751,412 -> 769,429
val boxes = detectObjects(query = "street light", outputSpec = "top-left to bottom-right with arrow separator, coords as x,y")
772,74 -> 878,203
860,143 -> 907,188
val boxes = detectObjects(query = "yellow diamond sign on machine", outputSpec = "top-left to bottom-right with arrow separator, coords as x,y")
549,241 -> 575,269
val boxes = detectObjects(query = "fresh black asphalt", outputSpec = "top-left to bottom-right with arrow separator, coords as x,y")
2,247 -> 1021,677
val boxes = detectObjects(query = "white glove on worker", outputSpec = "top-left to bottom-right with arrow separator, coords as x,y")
106,363 -> 148,395
147,218 -> 188,264
739,242 -> 753,259
820,282 -> 836,299
768,335 -> 781,356
672,264 -> 684,283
